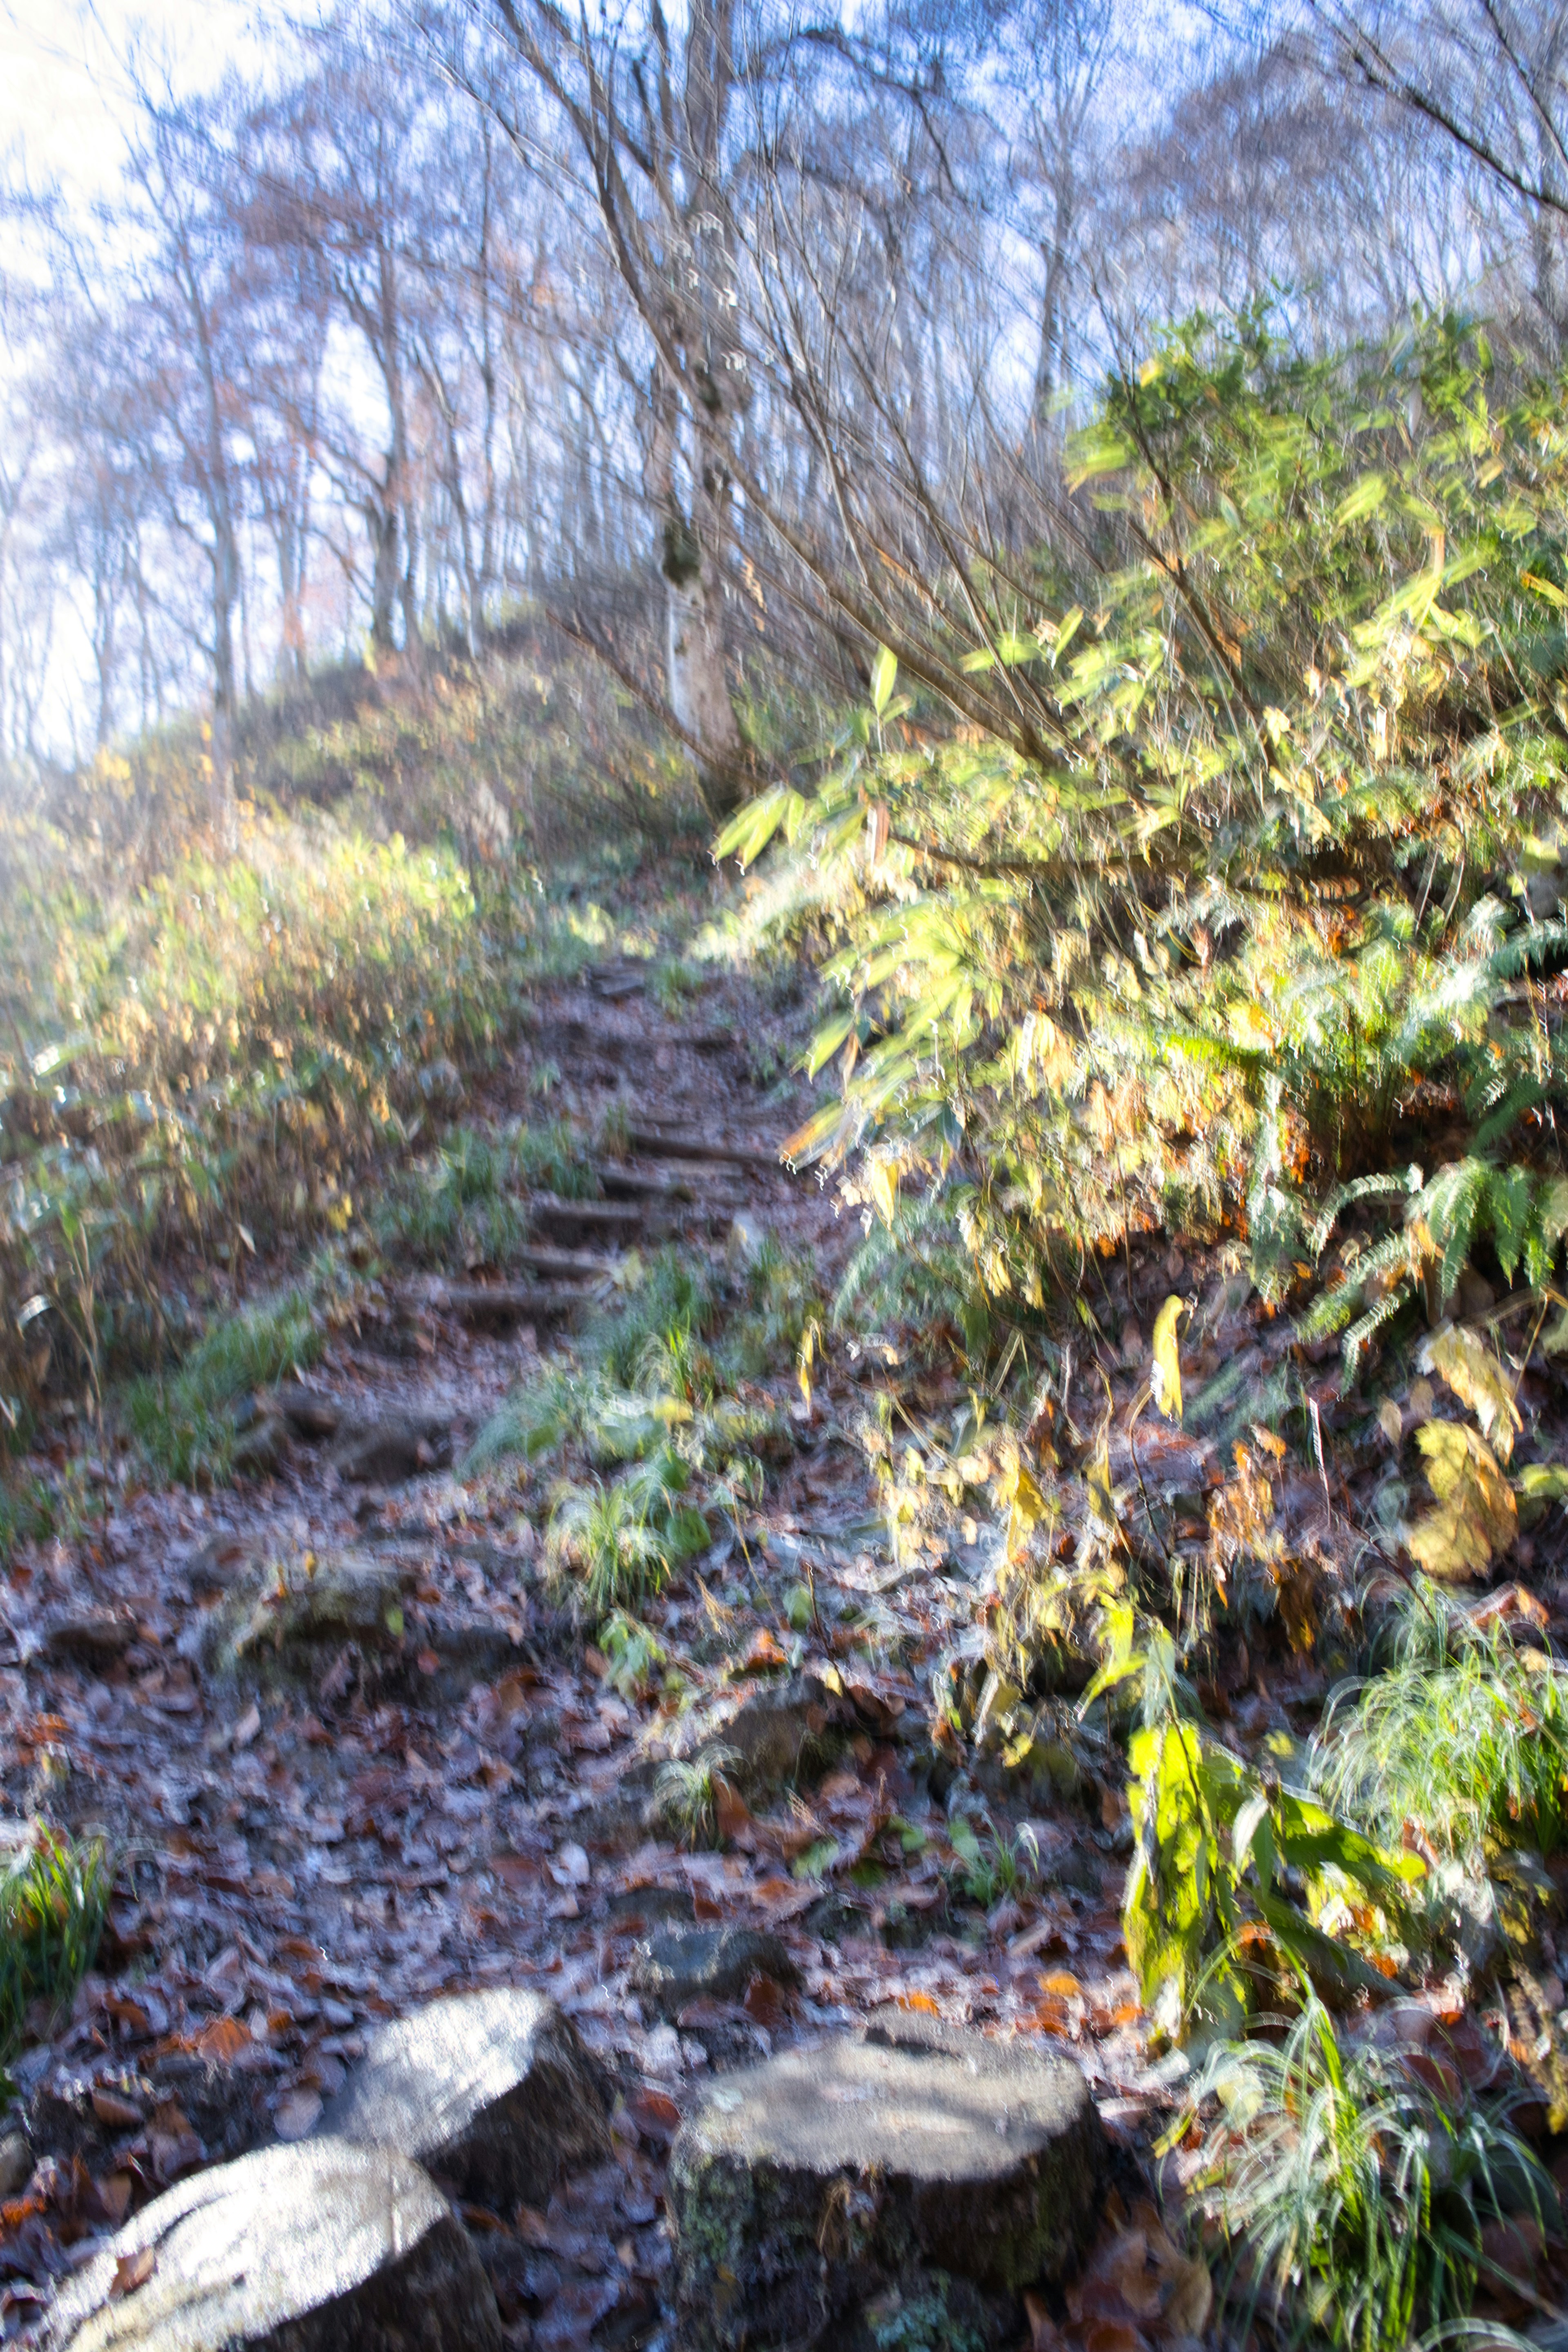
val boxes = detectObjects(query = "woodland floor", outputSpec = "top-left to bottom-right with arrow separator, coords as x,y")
4,947 -> 1533,2350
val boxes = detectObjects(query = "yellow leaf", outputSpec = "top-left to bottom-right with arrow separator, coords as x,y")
1408,1423 -> 1516,1581
1151,1295 -> 1185,1422
1376,1398 -> 1403,1448
1085,1430 -> 1119,1533
868,1158 -> 900,1229
1421,1325 -> 1521,1462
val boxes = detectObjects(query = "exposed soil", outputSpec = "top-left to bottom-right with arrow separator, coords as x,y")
0,957 -> 1154,2349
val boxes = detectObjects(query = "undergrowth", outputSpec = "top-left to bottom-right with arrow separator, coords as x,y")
468,1235 -> 819,1613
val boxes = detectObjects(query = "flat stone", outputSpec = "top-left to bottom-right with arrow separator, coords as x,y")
315,1990 -> 612,2207
38,2136 -> 501,2352
36,1608 -> 139,1671
330,1411 -> 453,1486
702,1671 -> 851,1794
630,1926 -> 797,2018
667,2032 -> 1103,2350
188,1546 -> 414,1687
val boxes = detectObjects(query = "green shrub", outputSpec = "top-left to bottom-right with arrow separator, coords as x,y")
721,314 -> 1568,1380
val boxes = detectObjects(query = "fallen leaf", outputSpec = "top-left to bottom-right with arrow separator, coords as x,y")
743,1973 -> 787,2029
96,2172 -> 132,2224
1408,1422 -> 1516,1579
895,1991 -> 940,2015
111,2247 -> 156,2298
194,2016 -> 249,2065
548,1842 -> 590,1889
1040,1970 -> 1082,1998
714,1780 -> 753,1844
1422,1324 -> 1522,1461
626,2087 -> 681,2147
91,2088 -> 143,2129
230,1702 -> 261,1751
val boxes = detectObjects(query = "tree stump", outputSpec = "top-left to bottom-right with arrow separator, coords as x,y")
316,1989 -> 612,2207
40,2138 -> 500,2352
667,2030 -> 1104,2350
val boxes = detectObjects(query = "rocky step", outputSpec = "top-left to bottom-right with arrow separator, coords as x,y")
39,2137 -> 501,2352
528,1196 -> 646,1242
597,1167 -> 697,1202
667,2020 -> 1104,2350
185,1540 -> 534,1699
254,1391 -> 456,1484
627,1126 -> 784,1173
417,1276 -> 595,1330
315,1989 -> 612,2207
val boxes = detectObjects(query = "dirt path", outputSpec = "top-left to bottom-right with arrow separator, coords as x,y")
0,958 -> 1149,2349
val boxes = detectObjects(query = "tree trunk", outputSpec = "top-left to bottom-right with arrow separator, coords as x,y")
664,499 -> 744,814
368,486 -> 399,653
210,508 -> 240,849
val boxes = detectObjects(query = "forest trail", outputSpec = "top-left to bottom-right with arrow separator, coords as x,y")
0,953 -> 1150,2349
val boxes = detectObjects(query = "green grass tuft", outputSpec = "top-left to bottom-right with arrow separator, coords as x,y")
654,1745 -> 742,1850
124,1285 -> 323,1487
0,1828 -> 111,2058
1314,1595 -> 1568,1864
1193,1992 -> 1548,2352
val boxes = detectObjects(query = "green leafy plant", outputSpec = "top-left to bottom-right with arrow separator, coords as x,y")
599,1610 -> 668,1698
654,1744 -> 742,1849
1101,1616 -> 1425,2038
0,1828 -> 111,2058
1192,1992 -> 1548,2352
548,1446 -> 708,1610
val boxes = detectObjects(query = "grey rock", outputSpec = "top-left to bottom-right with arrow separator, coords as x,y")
36,1608 -> 139,1672
606,1884 -> 697,1933
667,2031 -> 1103,2350
704,1671 -> 851,1794
38,2136 -> 501,2352
315,1989 -> 612,2208
232,1414 -> 289,1479
330,1412 -> 453,1486
189,1546 -> 414,1687
630,1926 -> 797,2018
